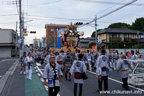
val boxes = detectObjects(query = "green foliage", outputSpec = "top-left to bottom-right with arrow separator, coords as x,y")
89,42 -> 96,48
108,41 -> 112,48
113,39 -> 119,48
108,22 -> 131,29
133,44 -> 144,48
91,29 -> 103,37
119,41 -> 124,48
132,17 -> 144,32
124,44 -> 131,48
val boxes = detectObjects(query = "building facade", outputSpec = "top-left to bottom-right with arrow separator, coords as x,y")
78,37 -> 95,48
0,29 -> 18,58
45,24 -> 68,47
97,28 -> 143,48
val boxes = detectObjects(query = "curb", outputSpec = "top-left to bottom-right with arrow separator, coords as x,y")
0,59 -> 19,95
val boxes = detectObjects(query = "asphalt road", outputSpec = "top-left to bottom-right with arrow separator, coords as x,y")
35,62 -> 144,96
2,60 -> 144,96
0,59 -> 15,76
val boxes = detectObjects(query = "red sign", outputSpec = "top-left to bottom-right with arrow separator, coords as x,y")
24,29 -> 27,33
92,45 -> 95,50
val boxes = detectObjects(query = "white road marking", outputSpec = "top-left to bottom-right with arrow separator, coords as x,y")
36,66 -> 43,75
88,71 -> 144,92
2,59 -> 14,62
44,85 -> 48,91
38,73 -> 41,76
36,62 -> 41,66
36,70 -> 38,72
40,78 -> 44,82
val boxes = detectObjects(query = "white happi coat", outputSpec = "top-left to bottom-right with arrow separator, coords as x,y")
96,55 -> 110,76
69,60 -> 87,84
43,63 -> 63,87
117,59 -> 132,78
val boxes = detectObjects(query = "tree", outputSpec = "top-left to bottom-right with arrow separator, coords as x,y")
119,41 -> 124,48
91,29 -> 103,37
133,44 -> 144,48
132,18 -> 144,32
89,42 -> 95,48
113,39 -> 119,48
108,22 -> 131,29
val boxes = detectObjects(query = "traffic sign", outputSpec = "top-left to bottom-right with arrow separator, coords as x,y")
24,34 -> 28,36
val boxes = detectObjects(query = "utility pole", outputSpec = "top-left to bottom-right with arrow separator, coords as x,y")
54,29 -> 56,49
19,0 -> 22,57
95,15 -> 97,50
15,21 -> 18,58
22,12 -> 24,55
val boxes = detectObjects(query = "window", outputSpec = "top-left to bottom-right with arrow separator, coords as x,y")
51,29 -> 54,31
49,35 -> 56,37
109,34 -> 119,38
109,34 -> 112,38
116,34 -> 120,38
124,34 -> 129,38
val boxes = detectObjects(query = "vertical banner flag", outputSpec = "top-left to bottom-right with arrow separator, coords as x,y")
92,45 -> 95,50
57,28 -> 61,49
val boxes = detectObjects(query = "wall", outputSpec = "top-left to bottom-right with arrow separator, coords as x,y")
0,30 -> 13,43
120,34 -> 124,41
0,47 -> 11,58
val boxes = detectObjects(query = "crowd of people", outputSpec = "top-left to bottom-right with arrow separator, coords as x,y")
20,48 -> 143,96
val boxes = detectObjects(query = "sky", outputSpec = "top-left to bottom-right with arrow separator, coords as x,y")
0,0 -> 144,45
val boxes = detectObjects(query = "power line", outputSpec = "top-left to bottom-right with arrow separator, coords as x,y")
25,14 -> 92,21
75,0 -> 144,6
23,0 -> 63,6
0,14 -> 18,16
84,0 -> 126,20
78,0 -> 138,28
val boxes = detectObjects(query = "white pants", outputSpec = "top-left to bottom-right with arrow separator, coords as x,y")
88,60 -> 92,71
113,60 -> 117,70
26,66 -> 32,79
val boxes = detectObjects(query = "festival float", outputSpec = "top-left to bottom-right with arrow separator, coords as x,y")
58,22 -> 84,49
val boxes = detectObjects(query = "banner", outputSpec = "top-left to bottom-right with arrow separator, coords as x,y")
92,45 -> 95,50
57,29 -> 61,49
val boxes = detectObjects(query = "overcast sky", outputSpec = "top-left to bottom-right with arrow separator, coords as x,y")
0,0 -> 144,45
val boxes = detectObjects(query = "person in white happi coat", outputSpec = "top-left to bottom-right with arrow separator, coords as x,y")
96,49 -> 110,92
63,51 -> 73,81
37,50 -> 42,63
20,52 -> 27,74
85,50 -> 92,72
131,50 -> 137,69
56,52 -> 64,72
34,50 -> 38,63
117,54 -> 132,90
108,50 -> 113,68
43,55 -> 62,96
41,50 -> 46,64
113,51 -> 119,70
59,50 -> 66,58
25,52 -> 34,80
69,53 -> 87,96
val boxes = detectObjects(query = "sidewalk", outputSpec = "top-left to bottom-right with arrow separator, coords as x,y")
1,63 -> 48,96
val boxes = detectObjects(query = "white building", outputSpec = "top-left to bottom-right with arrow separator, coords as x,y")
0,29 -> 18,58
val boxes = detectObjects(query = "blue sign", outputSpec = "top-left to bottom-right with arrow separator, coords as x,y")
57,29 -> 61,49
